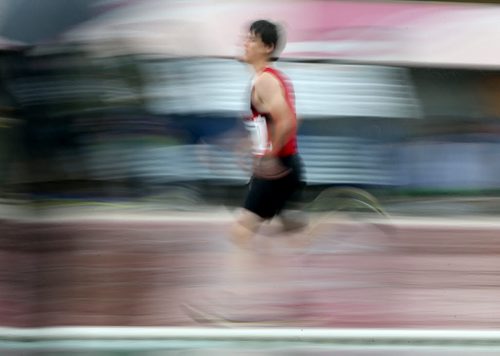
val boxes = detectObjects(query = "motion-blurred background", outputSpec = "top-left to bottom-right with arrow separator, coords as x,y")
1,1 -> 500,354
1,0 -> 500,212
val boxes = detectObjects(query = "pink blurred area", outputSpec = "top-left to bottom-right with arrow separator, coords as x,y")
2,215 -> 500,328
62,0 -> 500,67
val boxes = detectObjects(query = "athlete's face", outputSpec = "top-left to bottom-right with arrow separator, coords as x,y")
242,31 -> 274,64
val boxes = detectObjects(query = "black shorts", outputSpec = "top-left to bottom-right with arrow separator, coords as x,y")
243,154 -> 305,219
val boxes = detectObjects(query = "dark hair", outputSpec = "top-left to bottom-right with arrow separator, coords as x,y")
249,20 -> 284,61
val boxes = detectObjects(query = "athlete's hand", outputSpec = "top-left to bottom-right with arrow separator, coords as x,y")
253,155 -> 291,179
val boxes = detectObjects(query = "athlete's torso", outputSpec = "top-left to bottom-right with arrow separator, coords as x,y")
245,66 -> 298,157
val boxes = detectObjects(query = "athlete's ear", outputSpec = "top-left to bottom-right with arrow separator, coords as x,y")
265,43 -> 275,57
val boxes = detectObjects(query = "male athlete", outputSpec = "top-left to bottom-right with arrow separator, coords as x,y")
183,20 -> 307,325
231,19 -> 306,249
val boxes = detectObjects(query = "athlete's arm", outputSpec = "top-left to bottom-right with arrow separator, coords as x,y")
254,72 -> 295,157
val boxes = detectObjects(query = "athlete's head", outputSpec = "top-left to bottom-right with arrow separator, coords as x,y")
243,20 -> 284,64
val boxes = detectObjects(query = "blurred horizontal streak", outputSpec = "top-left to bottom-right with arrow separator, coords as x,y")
142,59 -> 419,119
4,209 -> 500,230
77,136 -> 393,186
1,327 -> 500,351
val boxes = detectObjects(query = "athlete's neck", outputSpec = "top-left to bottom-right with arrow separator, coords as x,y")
252,59 -> 271,75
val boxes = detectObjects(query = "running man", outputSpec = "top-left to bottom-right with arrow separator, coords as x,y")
184,20 -> 308,325
231,19 -> 306,249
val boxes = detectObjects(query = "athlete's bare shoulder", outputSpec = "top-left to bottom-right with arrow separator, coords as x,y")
254,70 -> 280,88
254,71 -> 282,103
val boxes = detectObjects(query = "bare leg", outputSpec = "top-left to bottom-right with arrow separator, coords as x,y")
227,210 -> 310,323
230,208 -> 264,250
185,209 -> 309,324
